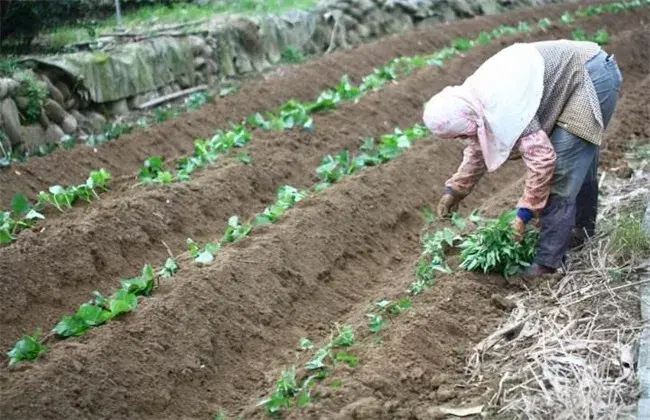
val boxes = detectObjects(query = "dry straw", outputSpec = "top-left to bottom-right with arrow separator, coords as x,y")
466,172 -> 650,420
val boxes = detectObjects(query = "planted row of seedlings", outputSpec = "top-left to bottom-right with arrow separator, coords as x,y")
0,90 -> 220,167
7,258 -> 179,366
3,121 -> 428,367
1,169 -> 111,244
132,0 -> 639,185
248,212 -> 542,418
0,0 -> 639,244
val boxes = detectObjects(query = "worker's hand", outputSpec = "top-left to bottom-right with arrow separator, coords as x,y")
437,193 -> 460,218
511,216 -> 526,243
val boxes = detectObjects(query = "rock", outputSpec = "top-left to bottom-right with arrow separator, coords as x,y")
128,91 -> 157,109
108,99 -> 129,116
347,30 -> 362,45
45,123 -> 65,144
0,78 -> 17,100
202,45 -> 214,58
206,59 -> 219,75
86,112 -> 107,131
436,384 -> 456,403
233,54 -> 254,74
43,98 -> 68,123
194,56 -> 207,69
188,35 -> 207,55
356,23 -> 371,38
54,81 -> 72,100
342,13 -> 360,30
71,110 -> 94,134
38,110 -> 50,128
382,10 -> 415,34
19,124 -> 47,152
491,294 -> 516,311
416,16 -> 444,28
5,78 -> 20,96
14,96 -> 29,112
1,98 -> 23,147
38,74 -> 65,105
158,85 -> 174,97
178,75 -> 192,89
65,97 -> 78,110
193,72 -> 206,86
60,115 -> 78,134
339,397 -> 383,418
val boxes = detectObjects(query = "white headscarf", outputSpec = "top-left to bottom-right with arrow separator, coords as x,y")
423,43 -> 545,172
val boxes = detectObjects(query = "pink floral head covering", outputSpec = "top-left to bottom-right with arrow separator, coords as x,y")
422,43 -> 546,172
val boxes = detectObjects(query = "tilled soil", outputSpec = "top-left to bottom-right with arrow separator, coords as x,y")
1,3 -> 650,420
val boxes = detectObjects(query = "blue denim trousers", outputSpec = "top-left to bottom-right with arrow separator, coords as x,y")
534,50 -> 623,269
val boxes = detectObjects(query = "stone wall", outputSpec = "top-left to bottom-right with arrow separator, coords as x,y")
0,0 -> 562,155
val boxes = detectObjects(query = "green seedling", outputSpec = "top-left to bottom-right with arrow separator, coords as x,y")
222,215 -> 252,243
299,338 -> 314,350
6,329 -> 47,367
367,314 -> 386,333
254,185 -> 307,226
139,156 -> 173,184
334,351 -> 359,367
375,298 -> 412,315
158,258 -> 180,278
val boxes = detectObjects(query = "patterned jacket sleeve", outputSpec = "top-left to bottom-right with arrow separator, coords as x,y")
444,140 -> 487,197
515,129 -> 556,213
445,129 -> 556,213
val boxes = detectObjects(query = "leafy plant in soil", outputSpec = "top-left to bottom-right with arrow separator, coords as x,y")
254,185 -> 307,225
1,169 -> 111,245
51,265 -> 155,338
259,366 -> 314,416
187,238 -> 221,264
139,156 -> 175,184
5,329 -> 47,367
458,210 -> 539,277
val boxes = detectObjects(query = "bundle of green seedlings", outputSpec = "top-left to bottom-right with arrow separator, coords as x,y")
413,210 -> 539,282
6,258 -> 179,366
458,210 -> 539,277
1,169 -> 111,244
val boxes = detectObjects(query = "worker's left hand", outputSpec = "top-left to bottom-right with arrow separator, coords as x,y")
511,216 -> 526,243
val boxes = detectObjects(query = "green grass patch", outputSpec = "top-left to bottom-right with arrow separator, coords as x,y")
40,0 -> 318,48
606,214 -> 650,263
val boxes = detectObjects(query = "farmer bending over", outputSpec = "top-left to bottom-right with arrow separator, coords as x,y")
423,40 -> 622,277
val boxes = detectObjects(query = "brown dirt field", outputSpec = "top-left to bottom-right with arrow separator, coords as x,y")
2,5 -> 649,355
0,139 -> 525,420
0,1 -> 631,207
1,3 -> 650,420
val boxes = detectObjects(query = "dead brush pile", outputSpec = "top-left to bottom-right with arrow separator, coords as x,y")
466,172 -> 650,420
